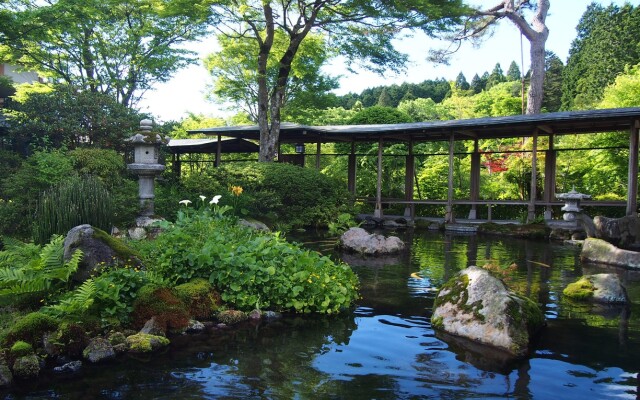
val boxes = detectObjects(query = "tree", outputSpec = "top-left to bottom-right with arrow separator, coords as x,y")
0,0 -> 212,108
486,63 -> 506,89
506,61 -> 521,81
455,72 -> 470,90
561,3 -> 640,110
599,64 -> 640,109
470,73 -> 484,94
209,0 -> 467,161
432,0 -> 550,114
541,51 -> 563,112
206,30 -> 339,123
377,88 -> 393,107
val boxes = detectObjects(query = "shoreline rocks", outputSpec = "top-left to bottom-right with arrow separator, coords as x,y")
581,238 -> 640,269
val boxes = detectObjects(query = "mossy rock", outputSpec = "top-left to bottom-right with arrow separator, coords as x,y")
125,333 -> 170,353
49,323 -> 89,359
563,277 -> 595,301
9,341 -> 33,358
217,310 -> 248,325
2,312 -> 58,348
12,354 -> 40,379
174,278 -> 222,320
132,285 -> 190,332
477,223 -> 550,240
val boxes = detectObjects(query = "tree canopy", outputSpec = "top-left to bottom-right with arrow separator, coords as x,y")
0,0 -> 212,108
208,0 -> 468,161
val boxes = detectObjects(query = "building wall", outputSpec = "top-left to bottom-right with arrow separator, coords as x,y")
0,63 -> 40,84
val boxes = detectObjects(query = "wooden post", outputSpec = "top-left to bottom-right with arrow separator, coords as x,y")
315,142 -> 321,169
445,134 -> 455,223
215,134 -> 222,167
627,121 -> 639,215
468,139 -> 480,219
527,131 -> 539,223
544,134 -> 556,220
347,142 -> 357,196
173,154 -> 181,178
374,138 -> 383,218
404,140 -> 415,219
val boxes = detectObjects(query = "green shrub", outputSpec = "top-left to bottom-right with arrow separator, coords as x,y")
139,205 -> 359,314
348,106 -> 412,124
174,162 -> 353,229
33,175 -> 113,244
2,312 -> 59,347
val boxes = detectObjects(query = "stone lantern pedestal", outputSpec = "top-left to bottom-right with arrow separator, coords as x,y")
557,188 -> 591,226
547,188 -> 593,240
125,119 -> 168,239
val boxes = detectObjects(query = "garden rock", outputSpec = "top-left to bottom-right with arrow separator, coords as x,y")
581,238 -> 640,269
126,333 -> 170,353
339,227 -> 405,255
63,224 -> 143,282
563,274 -> 629,304
53,360 -> 82,374
594,215 -> 640,248
239,218 -> 270,232
140,317 -> 166,337
431,266 -> 544,356
217,310 -> 248,325
82,337 -> 115,363
186,319 -> 205,333
0,357 -> 12,387
12,354 -> 40,379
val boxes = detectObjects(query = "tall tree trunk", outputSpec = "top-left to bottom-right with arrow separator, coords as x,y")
527,34 -> 547,114
257,4 -> 275,162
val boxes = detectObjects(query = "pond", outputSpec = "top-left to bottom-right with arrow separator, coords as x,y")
6,230 -> 640,399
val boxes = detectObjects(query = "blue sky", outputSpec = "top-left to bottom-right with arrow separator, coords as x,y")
138,0 -> 640,122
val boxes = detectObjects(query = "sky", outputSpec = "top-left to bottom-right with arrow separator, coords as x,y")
137,0 -> 640,122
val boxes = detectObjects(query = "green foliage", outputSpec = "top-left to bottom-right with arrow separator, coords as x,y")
172,162 -> 352,229
1,311 -> 58,347
348,106 -> 412,125
327,213 -> 360,237
10,340 -> 33,357
562,3 -> 640,109
33,175 -> 113,245
141,207 -> 359,314
0,235 -> 82,308
5,84 -> 140,151
599,64 -> 640,108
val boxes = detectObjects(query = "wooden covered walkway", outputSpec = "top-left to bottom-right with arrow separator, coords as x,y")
190,107 -> 640,223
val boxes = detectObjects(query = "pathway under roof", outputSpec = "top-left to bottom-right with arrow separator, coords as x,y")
190,107 -> 640,223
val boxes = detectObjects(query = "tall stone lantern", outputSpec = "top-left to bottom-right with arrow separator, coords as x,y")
126,119 -> 167,219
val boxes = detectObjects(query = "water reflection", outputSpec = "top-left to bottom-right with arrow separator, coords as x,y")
4,230 -> 639,399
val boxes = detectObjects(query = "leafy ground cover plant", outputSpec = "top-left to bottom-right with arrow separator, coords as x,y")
136,197 -> 359,314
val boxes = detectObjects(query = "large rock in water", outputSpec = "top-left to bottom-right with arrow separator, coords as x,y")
594,215 -> 640,248
431,266 -> 544,357
339,227 -> 405,255
581,238 -> 640,269
563,274 -> 629,304
63,224 -> 142,282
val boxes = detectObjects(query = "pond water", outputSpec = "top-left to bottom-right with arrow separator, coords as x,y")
6,230 -> 640,399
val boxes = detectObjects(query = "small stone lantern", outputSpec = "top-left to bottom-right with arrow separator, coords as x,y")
557,188 -> 591,223
126,119 -> 167,218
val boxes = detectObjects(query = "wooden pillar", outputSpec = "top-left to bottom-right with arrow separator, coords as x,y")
544,134 -> 556,220
445,133 -> 455,223
215,134 -> 222,167
316,142 -> 321,169
404,140 -> 415,219
627,121 -> 639,215
173,154 -> 181,178
347,142 -> 357,196
374,138 -> 383,218
468,139 -> 480,220
527,131 -> 539,223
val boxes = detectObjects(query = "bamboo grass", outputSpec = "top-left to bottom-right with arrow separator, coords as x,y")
33,175 -> 113,244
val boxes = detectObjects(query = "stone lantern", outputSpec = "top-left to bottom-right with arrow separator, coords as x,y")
557,188 -> 591,223
126,119 -> 167,219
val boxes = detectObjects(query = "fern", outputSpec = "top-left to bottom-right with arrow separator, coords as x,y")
42,279 -> 96,317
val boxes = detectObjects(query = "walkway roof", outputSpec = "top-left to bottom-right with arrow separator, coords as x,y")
190,107 -> 640,143
167,137 -> 259,154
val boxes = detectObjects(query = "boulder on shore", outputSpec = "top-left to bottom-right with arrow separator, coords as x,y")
581,238 -> 640,269
594,215 -> 640,248
563,274 -> 629,304
339,227 -> 405,255
63,224 -> 143,282
431,266 -> 544,357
